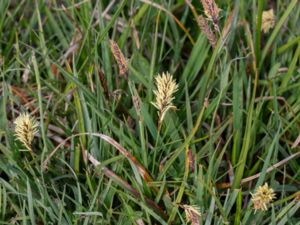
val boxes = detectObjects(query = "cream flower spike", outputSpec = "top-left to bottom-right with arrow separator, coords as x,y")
152,72 -> 178,130
262,9 -> 275,33
14,113 -> 39,153
251,183 -> 276,212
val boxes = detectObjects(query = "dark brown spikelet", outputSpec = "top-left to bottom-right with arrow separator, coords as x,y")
132,95 -> 142,120
109,39 -> 128,79
200,0 -> 220,32
98,69 -> 109,98
197,15 -> 217,47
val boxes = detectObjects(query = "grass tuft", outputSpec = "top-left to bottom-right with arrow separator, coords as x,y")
0,0 -> 300,224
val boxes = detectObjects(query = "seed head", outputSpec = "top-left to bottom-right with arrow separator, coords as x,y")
197,15 -> 217,47
14,113 -> 39,151
200,0 -> 220,32
109,39 -> 128,79
261,9 -> 275,33
182,204 -> 201,225
251,183 -> 276,212
132,95 -> 142,120
152,72 -> 178,127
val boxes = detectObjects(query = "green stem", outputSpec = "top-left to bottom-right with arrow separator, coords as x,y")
32,53 -> 48,161
255,0 -> 264,64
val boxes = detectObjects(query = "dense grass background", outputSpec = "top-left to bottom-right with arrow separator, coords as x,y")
0,0 -> 300,224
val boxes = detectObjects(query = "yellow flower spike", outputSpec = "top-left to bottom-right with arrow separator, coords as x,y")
14,113 -> 39,154
251,183 -> 276,212
262,9 -> 275,33
152,72 -> 178,130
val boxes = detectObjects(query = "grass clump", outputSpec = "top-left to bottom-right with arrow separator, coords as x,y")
0,0 -> 300,224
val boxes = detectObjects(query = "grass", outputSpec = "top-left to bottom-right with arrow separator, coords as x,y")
0,0 -> 300,224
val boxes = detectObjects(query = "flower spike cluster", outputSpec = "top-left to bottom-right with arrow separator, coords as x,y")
152,72 -> 178,129
14,113 -> 39,153
251,183 -> 276,212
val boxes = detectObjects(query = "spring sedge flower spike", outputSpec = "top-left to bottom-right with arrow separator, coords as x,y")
152,72 -> 178,128
14,113 -> 39,152
197,15 -> 217,47
182,204 -> 201,225
109,39 -> 128,79
200,0 -> 220,32
262,9 -> 275,33
251,183 -> 276,212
